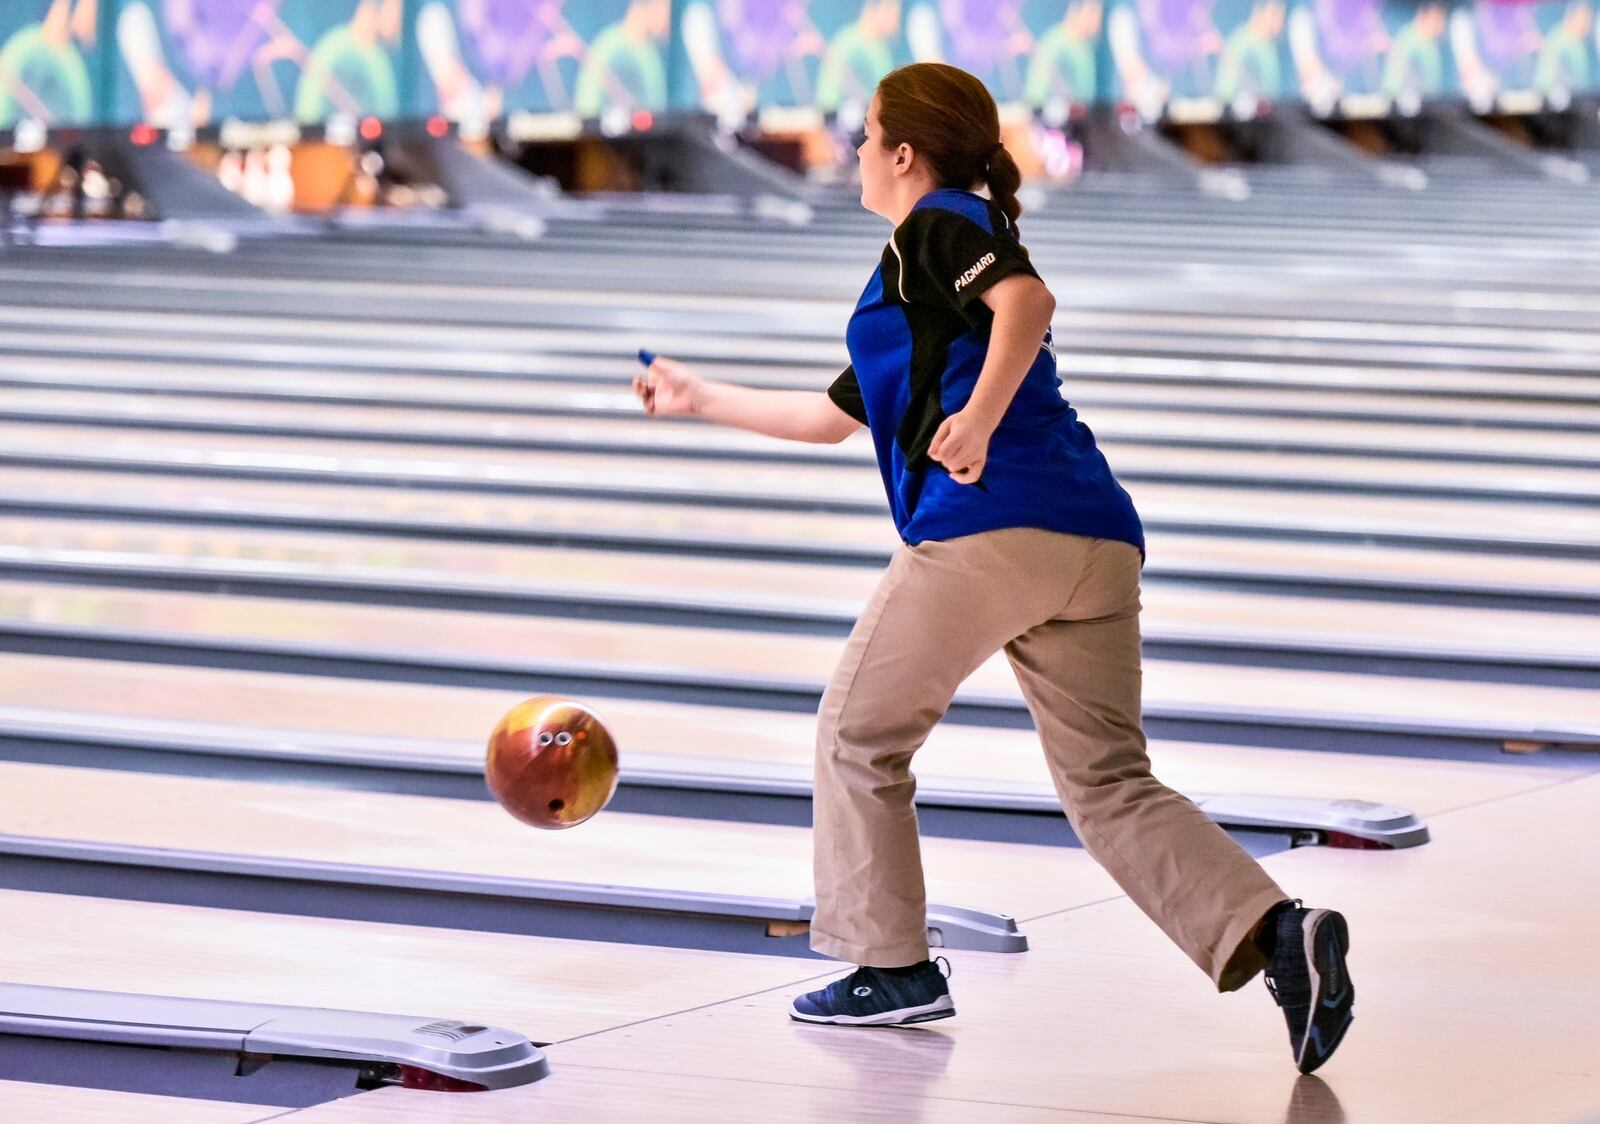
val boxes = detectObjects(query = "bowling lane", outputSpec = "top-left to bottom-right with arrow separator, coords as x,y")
20,243 -> 1600,333
1058,351 -> 1600,401
252,224 -> 1600,282
6,475 -> 1597,602
1,582 -> 1597,742
465,778 -> 1600,1124
0,465 -> 900,553
286,1071 -> 1136,1124
0,517 -> 871,607
0,235 -> 1526,305
0,263 -> 849,322
6,272 -> 850,339
4,517 -> 1599,663
0,888 -> 825,1044
1052,307 -> 1600,356
0,1083 -> 259,1124
8,300 -> 1600,379
0,656 -> 1569,819
5,428 -> 1599,551
11,320 -> 1600,406
0,348 -> 834,393
0,322 -> 834,383
0,306 -> 849,367
0,762 -> 1116,921
8,387 -> 1600,468
7,353 -> 1600,428
0,422 -> 878,506
18,261 -> 1600,370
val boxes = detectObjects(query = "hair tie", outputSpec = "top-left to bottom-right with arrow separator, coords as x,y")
982,140 -> 1004,171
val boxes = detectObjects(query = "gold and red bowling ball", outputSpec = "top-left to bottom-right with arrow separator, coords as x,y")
486,696 -> 619,829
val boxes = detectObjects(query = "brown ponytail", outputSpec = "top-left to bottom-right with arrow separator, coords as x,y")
875,62 -> 1023,227
982,146 -> 1023,228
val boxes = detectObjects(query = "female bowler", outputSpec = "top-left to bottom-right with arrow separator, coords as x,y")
634,61 -> 1353,1074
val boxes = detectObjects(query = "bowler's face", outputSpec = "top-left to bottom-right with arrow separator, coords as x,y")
857,95 -> 897,220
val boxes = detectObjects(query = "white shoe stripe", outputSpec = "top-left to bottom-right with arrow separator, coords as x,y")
790,995 -> 955,1026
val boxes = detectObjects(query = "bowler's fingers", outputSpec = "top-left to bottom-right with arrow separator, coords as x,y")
633,373 -> 657,414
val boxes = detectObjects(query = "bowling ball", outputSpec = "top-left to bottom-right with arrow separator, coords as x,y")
486,696 -> 618,830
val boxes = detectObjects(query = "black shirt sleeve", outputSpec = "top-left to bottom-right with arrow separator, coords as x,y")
894,205 -> 1040,314
826,364 -> 868,425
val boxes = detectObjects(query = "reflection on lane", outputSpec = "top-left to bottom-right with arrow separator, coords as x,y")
0,517 -> 1596,658
0,653 -> 1566,813
3,387 -> 1597,463
0,579 -> 1597,730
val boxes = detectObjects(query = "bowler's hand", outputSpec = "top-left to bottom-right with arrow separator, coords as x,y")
633,356 -> 700,418
928,409 -> 995,485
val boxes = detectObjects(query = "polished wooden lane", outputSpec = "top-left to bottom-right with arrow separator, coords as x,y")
1,518 -> 1596,663
8,298 -> 1599,379
0,1083 -> 264,1124
11,245 -> 1600,332
15,257 -> 1600,363
284,1073 -> 1138,1123
0,762 -> 1120,920
7,346 -> 1600,413
0,466 -> 901,552
283,771 -> 1600,1124
0,655 -> 1572,821
7,426 -> 1600,537
5,352 -> 1599,429
1,582 -> 1595,742
14,266 -> 1600,367
7,389 -> 1597,468
6,432 -> 1593,553
7,475 -> 1598,601
0,888 -> 826,1043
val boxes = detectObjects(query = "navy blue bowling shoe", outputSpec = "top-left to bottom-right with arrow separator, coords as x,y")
790,957 -> 955,1026
1263,902 -> 1354,1073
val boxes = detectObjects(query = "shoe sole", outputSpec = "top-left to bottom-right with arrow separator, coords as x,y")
789,994 -> 956,1027
1295,909 -> 1354,1074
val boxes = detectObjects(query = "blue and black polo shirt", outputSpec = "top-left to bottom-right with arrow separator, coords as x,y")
827,188 -> 1145,554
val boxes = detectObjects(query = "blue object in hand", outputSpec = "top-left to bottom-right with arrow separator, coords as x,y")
637,349 -> 657,367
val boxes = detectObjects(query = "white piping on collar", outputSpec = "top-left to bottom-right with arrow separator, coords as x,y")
887,229 -> 909,302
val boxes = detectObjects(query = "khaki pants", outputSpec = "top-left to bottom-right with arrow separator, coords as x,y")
811,527 -> 1287,992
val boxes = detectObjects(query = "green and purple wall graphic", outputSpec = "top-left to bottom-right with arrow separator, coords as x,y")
1450,0 -> 1594,113
0,0 -> 105,130
1101,0 -> 1290,120
673,0 -> 908,126
1287,0 -> 1449,116
408,0 -> 670,127
7,0 -> 1600,138
110,0 -> 403,130
903,1 -> 1107,119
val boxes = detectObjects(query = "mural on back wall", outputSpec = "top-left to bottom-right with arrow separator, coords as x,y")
1104,0 -> 1289,121
14,0 -> 1596,137
1025,1 -> 1105,117
1450,0 -> 1593,113
677,0 -> 906,127
410,0 -> 669,127
1288,0 -> 1450,116
0,0 -> 102,130
676,1 -> 1112,129
111,0 -> 403,129
904,0 -> 1033,103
